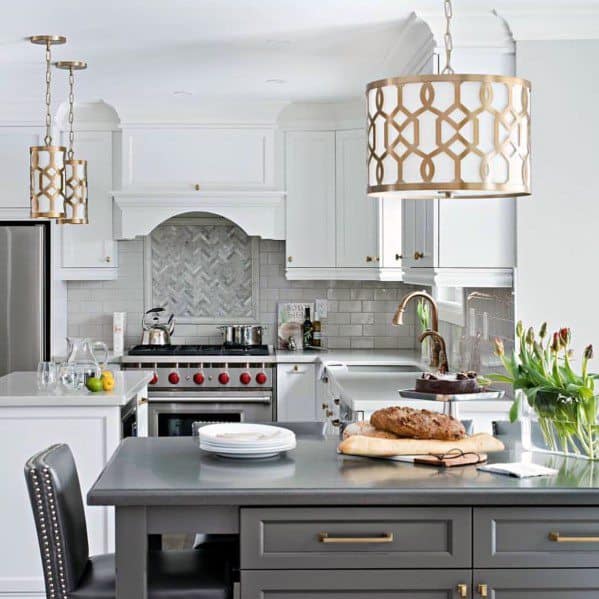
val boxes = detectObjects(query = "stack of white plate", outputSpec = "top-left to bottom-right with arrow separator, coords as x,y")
198,423 -> 296,459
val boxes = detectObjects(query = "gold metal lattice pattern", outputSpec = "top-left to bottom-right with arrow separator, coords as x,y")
30,145 -> 66,218
366,74 -> 531,198
60,158 -> 88,224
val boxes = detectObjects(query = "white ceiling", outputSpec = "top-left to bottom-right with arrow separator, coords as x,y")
2,0 -> 599,120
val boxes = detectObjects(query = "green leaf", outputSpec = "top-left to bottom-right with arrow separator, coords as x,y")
487,374 -> 514,383
509,396 -> 521,423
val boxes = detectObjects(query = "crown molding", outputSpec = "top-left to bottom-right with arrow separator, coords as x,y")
495,8 -> 599,41
415,9 -> 515,53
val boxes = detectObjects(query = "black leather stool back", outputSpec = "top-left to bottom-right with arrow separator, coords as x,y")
25,444 -> 90,598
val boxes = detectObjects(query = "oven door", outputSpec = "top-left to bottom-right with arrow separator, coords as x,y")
147,391 -> 273,437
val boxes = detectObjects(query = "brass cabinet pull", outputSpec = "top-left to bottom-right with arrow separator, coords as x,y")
331,419 -> 340,427
477,583 -> 488,598
287,256 -> 293,263
365,256 -> 373,262
549,531 -> 599,543
456,583 -> 468,598
105,256 -> 112,263
319,532 -> 393,544
395,253 -> 403,260
414,251 -> 424,260
376,256 -> 380,262
194,184 -> 201,191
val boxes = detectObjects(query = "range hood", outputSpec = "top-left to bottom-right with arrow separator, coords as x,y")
113,190 -> 286,239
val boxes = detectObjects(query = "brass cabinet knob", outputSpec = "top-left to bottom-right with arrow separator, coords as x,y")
331,419 -> 341,427
325,409 -> 334,417
288,256 -> 293,263
395,253 -> 403,261
457,584 -> 468,598
366,256 -> 373,262
477,583 -> 488,598
194,184 -> 201,191
105,256 -> 112,263
322,403 -> 328,410
293,364 -> 299,372
414,251 -> 424,260
375,256 -> 380,262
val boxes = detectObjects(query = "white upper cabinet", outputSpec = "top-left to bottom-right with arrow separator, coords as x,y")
0,127 -> 43,211
285,129 -> 402,280
119,126 -> 275,191
58,130 -> 118,279
335,129 -> 378,268
401,197 -> 515,287
285,131 -> 336,269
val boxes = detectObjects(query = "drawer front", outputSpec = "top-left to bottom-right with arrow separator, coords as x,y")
475,507 -> 599,567
474,569 -> 599,598
241,569 -> 473,599
241,507 -> 471,569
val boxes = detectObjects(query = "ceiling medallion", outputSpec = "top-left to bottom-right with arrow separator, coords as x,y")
366,0 -> 531,199
29,35 -> 67,218
55,60 -> 89,224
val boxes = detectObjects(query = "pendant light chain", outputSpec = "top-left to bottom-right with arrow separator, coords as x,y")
441,0 -> 454,75
44,41 -> 53,145
67,66 -> 75,160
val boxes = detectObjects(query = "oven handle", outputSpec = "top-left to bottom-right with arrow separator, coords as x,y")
149,395 -> 272,404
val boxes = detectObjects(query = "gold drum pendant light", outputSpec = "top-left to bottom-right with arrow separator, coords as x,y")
366,0 -> 531,199
29,35 -> 67,218
55,60 -> 88,224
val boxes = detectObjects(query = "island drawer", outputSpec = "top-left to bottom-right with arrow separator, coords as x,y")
240,506 -> 471,569
474,507 -> 599,567
241,569 -> 473,598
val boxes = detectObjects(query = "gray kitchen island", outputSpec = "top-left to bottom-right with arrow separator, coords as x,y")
88,437 -> 599,598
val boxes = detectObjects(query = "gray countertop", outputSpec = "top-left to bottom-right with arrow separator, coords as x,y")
88,437 -> 599,507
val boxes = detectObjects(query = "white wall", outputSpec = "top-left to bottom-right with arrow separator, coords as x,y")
516,40 -> 599,357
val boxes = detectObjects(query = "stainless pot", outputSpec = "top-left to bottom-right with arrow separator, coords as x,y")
217,324 -> 266,346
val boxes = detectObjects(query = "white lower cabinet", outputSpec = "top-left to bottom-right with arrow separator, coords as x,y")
285,129 -> 402,280
58,130 -> 118,279
276,363 -> 318,421
0,405 -> 121,598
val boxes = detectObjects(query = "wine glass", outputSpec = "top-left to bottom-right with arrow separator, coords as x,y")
37,361 -> 57,391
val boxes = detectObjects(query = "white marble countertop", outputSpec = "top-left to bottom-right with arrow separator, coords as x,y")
0,370 -> 153,407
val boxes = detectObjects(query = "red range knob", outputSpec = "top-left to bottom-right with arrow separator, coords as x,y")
150,372 -> 158,385
193,372 -> 205,385
168,372 -> 180,385
239,372 -> 252,385
218,372 -> 230,385
256,372 -> 268,385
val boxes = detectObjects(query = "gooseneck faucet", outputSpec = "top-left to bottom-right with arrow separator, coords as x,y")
392,290 -> 446,371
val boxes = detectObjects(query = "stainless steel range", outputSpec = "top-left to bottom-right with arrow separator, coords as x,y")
122,344 -> 275,436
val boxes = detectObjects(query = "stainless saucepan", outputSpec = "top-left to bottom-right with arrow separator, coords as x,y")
217,324 -> 266,346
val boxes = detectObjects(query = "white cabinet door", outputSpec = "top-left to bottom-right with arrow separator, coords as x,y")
0,405 -> 120,596
60,131 -> 117,274
277,363 -> 317,421
0,127 -> 43,209
121,127 -> 274,190
285,132 -> 336,269
336,130 -> 378,268
402,199 -> 435,268
379,198 -> 403,269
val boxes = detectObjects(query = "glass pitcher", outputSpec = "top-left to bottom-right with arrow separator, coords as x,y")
65,337 -> 108,381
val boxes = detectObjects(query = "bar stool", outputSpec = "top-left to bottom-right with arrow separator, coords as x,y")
25,444 -> 232,599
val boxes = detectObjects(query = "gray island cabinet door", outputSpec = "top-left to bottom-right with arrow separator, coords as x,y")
474,569 -> 599,598
240,507 -> 471,569
241,569 -> 472,599
474,507 -> 599,568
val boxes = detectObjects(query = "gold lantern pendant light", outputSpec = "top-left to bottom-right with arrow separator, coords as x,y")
55,60 -> 89,224
366,0 -> 531,199
29,35 -> 67,218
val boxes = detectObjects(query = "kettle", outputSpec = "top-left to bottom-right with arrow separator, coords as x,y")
141,307 -> 175,345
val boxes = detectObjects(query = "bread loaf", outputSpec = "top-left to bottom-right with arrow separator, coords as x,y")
338,433 -> 504,457
342,421 -> 399,440
370,406 -> 466,441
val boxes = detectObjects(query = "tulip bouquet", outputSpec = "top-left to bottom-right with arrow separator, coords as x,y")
490,322 -> 599,460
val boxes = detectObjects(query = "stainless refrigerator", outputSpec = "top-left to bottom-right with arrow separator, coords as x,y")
0,222 -> 50,377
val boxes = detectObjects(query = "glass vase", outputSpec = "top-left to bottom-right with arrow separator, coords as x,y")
519,388 -> 599,460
